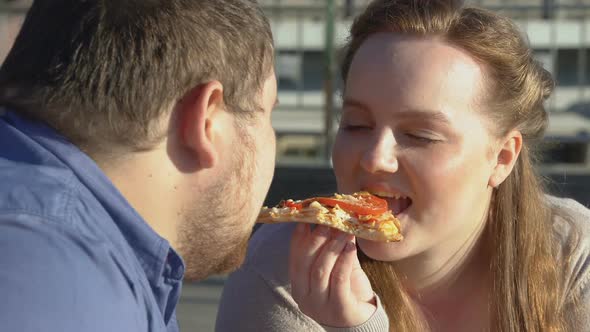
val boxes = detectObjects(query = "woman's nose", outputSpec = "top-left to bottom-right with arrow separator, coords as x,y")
359,131 -> 399,174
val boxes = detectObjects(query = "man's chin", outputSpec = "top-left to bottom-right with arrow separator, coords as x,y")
212,249 -> 248,276
182,235 -> 250,282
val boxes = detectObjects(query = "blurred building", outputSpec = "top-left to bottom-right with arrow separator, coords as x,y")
262,0 -> 590,112
259,0 -> 590,168
0,0 -> 589,169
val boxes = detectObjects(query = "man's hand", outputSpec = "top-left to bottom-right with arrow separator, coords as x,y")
289,224 -> 376,328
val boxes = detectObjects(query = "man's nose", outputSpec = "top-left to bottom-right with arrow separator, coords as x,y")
359,130 -> 399,174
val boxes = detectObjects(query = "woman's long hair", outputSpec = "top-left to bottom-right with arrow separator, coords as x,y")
341,1 -> 568,330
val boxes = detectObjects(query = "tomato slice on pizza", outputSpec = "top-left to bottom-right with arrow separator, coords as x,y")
257,192 -> 402,242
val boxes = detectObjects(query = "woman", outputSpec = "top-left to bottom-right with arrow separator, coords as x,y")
216,1 -> 590,331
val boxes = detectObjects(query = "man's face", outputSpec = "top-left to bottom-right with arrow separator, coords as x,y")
0,7 -> 25,62
180,71 -> 277,281
240,70 -> 279,230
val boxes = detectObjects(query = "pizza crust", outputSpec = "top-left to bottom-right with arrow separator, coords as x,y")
257,201 -> 403,242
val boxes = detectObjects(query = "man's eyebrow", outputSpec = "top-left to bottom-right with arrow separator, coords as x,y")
342,97 -> 451,124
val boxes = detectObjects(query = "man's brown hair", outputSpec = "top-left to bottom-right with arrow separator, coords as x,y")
0,0 -> 274,154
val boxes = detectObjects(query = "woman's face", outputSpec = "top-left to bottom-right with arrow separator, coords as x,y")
333,34 -> 498,262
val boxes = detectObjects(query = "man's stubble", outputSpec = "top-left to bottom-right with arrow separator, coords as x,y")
177,132 -> 257,281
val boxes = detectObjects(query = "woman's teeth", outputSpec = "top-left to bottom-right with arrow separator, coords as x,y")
370,191 -> 412,215
387,197 -> 412,215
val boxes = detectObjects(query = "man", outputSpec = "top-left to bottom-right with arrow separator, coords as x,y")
0,0 -> 276,331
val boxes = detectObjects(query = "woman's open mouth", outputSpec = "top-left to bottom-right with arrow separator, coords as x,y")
370,191 -> 413,216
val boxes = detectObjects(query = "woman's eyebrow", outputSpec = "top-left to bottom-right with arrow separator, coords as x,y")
342,97 -> 451,124
393,109 -> 451,124
342,98 -> 369,111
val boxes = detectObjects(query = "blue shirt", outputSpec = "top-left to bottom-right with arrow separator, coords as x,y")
0,110 -> 185,332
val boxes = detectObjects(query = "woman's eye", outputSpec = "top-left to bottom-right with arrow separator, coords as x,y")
406,133 -> 440,143
338,110 -> 372,131
340,124 -> 373,131
338,118 -> 372,131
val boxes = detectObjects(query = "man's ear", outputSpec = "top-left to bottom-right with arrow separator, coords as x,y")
177,81 -> 225,169
488,130 -> 523,188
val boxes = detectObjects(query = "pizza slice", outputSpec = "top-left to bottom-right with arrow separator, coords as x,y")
257,192 -> 403,242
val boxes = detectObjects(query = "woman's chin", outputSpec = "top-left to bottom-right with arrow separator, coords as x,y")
356,207 -> 421,261
357,236 -> 412,262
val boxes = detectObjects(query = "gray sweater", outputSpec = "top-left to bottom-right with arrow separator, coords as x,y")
215,196 -> 590,331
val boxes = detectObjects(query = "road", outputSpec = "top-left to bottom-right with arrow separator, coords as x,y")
177,277 -> 225,332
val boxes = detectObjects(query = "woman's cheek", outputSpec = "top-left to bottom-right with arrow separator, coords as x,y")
333,133 -> 363,168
